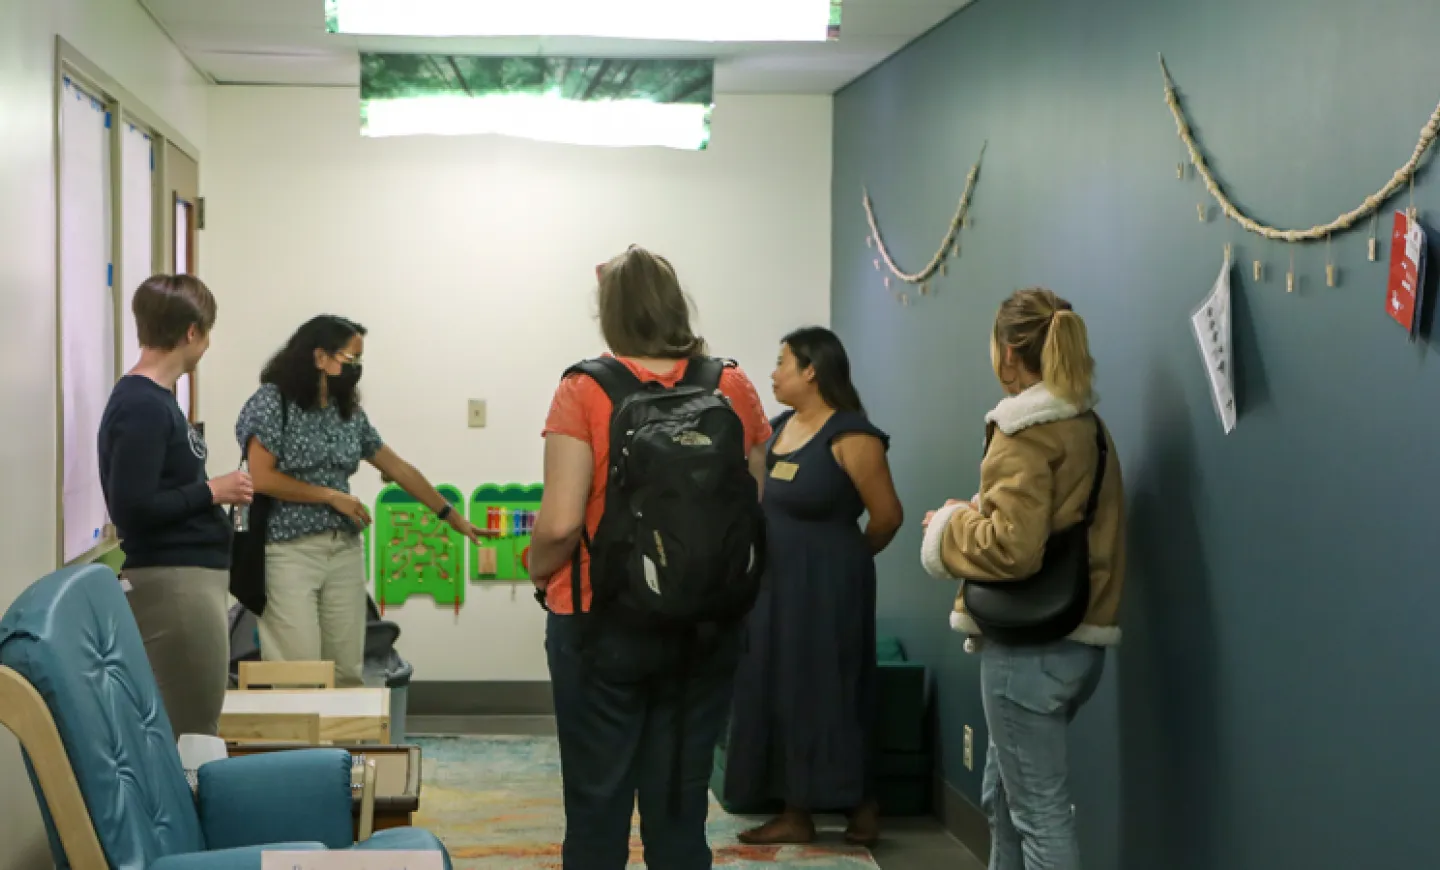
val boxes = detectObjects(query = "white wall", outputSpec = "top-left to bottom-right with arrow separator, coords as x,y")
201,87 -> 832,681
0,0 -> 207,866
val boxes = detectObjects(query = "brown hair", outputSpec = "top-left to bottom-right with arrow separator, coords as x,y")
991,288 -> 1094,405
132,274 -> 217,350
596,246 -> 705,358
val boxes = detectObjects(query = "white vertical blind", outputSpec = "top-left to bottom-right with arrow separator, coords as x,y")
174,198 -> 192,420
174,199 -> 189,273
119,121 -> 153,374
59,77 -> 115,562
176,372 -> 192,419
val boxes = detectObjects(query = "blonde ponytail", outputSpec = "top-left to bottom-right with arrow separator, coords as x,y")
992,288 -> 1095,406
1040,309 -> 1094,406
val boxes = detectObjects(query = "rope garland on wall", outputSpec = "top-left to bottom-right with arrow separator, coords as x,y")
1160,54 -> 1440,243
863,143 -> 986,303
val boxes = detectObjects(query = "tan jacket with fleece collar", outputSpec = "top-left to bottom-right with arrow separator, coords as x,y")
920,384 -> 1126,647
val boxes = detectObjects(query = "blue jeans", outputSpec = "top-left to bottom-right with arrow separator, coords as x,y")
547,614 -> 740,870
980,639 -> 1106,870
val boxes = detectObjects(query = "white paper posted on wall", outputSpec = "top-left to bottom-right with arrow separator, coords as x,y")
1191,253 -> 1236,434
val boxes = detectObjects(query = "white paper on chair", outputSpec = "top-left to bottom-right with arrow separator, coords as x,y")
1191,252 -> 1237,434
177,734 -> 227,772
262,852 -> 444,870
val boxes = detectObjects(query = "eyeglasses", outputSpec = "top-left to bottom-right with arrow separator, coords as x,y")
334,351 -> 363,365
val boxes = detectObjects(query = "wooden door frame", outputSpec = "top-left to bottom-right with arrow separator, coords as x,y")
160,141 -> 201,423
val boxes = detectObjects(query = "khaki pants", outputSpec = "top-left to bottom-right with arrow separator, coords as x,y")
259,531 -> 366,688
123,567 -> 230,738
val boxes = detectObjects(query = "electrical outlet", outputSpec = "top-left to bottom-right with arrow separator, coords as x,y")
468,399 -> 487,429
963,725 -> 975,770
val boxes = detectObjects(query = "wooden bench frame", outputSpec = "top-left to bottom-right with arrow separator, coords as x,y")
238,660 -> 336,690
218,712 -> 322,744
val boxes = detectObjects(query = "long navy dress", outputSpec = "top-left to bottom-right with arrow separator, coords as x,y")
724,410 -> 888,811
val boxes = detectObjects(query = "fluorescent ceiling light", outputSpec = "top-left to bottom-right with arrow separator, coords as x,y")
360,54 -> 714,150
363,94 -> 712,150
328,0 -> 841,42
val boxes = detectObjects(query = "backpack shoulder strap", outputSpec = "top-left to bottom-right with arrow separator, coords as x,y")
679,356 -> 730,392
563,357 -> 642,405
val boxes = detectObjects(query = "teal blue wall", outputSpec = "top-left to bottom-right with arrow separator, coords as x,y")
834,1 -> 1440,867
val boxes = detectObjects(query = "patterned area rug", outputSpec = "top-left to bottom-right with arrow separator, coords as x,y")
412,735 -> 878,869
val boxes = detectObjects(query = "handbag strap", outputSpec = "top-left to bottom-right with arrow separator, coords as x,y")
1080,414 -> 1108,526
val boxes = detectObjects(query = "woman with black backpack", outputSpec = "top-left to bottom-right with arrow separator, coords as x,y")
920,289 -> 1126,870
529,245 -> 772,869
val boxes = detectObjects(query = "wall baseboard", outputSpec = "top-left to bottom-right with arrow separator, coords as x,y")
408,681 -> 554,717
936,773 -> 991,863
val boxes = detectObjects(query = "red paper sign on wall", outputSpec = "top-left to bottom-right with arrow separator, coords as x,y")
1385,210 -> 1427,339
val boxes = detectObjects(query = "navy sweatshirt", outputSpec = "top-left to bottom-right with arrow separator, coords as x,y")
98,375 -> 231,570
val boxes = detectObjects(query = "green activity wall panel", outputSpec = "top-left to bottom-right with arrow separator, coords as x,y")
374,484 -> 464,610
471,483 -> 543,583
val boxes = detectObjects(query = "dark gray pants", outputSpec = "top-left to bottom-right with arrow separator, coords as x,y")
122,567 -> 230,738
546,613 -> 739,870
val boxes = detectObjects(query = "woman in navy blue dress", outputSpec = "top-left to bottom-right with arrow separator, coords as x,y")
725,327 -> 904,847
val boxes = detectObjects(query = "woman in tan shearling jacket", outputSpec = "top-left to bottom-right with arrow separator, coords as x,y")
920,288 -> 1125,870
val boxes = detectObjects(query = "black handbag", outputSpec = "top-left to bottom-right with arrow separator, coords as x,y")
962,413 -> 1108,646
229,399 -> 286,616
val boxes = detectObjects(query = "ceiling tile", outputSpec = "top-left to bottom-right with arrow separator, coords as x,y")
200,51 -> 359,87
141,0 -> 326,28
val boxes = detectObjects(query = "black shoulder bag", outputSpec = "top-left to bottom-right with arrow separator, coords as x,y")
229,399 -> 287,616
962,413 -> 1108,646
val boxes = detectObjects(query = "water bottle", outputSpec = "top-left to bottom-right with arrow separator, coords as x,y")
233,458 -> 250,533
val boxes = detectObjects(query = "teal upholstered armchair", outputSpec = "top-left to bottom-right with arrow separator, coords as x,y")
0,565 -> 450,870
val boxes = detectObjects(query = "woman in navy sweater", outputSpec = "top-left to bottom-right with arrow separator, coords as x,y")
99,275 -> 251,738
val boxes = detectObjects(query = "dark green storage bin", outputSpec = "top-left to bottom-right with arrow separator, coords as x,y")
877,660 -> 927,754
875,750 -> 933,816
877,635 -> 906,663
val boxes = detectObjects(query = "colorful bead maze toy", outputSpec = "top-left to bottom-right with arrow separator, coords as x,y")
374,484 -> 465,614
470,484 -> 543,583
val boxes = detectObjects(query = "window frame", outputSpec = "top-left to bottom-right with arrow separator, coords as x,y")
54,38 -> 202,568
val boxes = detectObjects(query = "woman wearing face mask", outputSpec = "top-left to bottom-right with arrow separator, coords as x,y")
920,289 -> 1125,870
725,326 -> 904,848
236,315 -> 486,687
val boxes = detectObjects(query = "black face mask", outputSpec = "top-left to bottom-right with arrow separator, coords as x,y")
328,362 -> 362,395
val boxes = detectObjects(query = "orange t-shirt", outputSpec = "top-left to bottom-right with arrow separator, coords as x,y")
540,357 -> 772,614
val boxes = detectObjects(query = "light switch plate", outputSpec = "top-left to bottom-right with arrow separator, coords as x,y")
468,399 -> 487,429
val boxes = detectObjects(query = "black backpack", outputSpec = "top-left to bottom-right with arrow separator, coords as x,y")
563,355 -> 766,629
